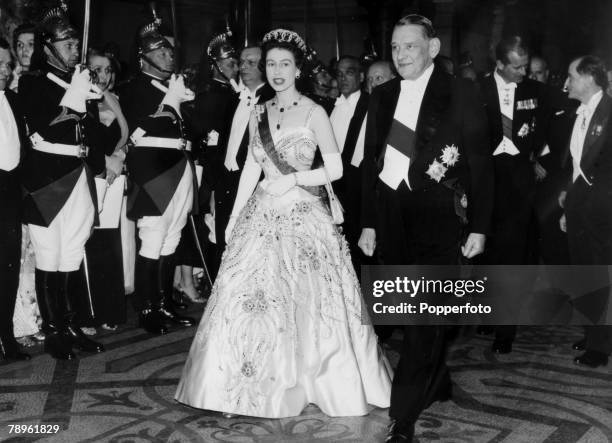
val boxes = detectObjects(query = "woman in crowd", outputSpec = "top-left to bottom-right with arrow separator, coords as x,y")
12,22 -> 42,347
74,46 -> 130,333
176,29 -> 391,418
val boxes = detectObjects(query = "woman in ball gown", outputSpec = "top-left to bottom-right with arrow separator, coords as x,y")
175,29 -> 391,419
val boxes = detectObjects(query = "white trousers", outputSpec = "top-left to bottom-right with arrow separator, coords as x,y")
137,164 -> 193,259
29,169 -> 94,272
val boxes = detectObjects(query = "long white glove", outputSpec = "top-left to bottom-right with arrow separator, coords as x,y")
161,74 -> 195,115
225,149 -> 262,243
60,66 -> 92,113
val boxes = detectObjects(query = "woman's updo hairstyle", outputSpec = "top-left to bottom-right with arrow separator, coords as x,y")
260,29 -> 307,72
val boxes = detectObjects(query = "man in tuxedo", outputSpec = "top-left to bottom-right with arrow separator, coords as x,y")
358,15 -> 492,442
477,36 -> 549,353
561,55 -> 612,368
0,39 -> 30,361
120,21 -> 196,334
213,44 -> 274,262
330,55 -> 369,272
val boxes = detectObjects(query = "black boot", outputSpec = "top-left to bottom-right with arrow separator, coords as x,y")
60,271 -> 104,353
35,270 -> 75,360
135,255 -> 168,335
157,255 -> 195,327
0,336 -> 30,361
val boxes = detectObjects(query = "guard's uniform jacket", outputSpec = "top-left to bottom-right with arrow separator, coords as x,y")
120,73 -> 198,220
19,65 -> 114,227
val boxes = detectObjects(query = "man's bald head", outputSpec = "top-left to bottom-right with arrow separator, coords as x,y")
529,55 -> 549,83
366,60 -> 396,93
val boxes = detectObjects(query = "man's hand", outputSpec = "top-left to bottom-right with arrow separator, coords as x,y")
559,213 -> 567,232
534,161 -> 547,181
265,174 -> 296,196
461,233 -> 486,259
358,228 -> 376,257
558,191 -> 567,209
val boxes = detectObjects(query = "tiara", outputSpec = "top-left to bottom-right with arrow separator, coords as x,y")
262,29 -> 307,53
207,30 -> 232,57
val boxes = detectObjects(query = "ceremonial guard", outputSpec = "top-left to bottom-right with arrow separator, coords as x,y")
190,31 -> 239,273
19,7 -> 109,359
120,22 -> 196,334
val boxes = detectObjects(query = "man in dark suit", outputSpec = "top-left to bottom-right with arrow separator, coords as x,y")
330,55 -> 370,273
358,15 -> 493,442
212,44 -> 274,264
477,36 -> 549,354
561,55 -> 612,368
0,39 -> 30,361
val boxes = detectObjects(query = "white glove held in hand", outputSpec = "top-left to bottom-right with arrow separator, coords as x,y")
59,65 -> 92,113
161,74 -> 195,113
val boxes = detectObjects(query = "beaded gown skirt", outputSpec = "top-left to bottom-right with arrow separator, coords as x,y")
175,126 -> 392,418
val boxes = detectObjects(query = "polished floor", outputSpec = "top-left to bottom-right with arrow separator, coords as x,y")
1,306 -> 611,442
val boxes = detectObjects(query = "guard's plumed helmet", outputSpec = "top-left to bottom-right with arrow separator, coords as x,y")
207,30 -> 237,63
40,6 -> 79,43
137,21 -> 173,56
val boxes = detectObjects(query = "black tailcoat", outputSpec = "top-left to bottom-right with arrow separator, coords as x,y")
214,84 -> 274,254
479,76 -> 549,264
564,93 -> 612,355
362,68 -> 493,264
360,66 -> 492,426
0,89 -> 27,338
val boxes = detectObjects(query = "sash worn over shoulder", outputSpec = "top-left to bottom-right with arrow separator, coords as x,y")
256,106 -> 322,197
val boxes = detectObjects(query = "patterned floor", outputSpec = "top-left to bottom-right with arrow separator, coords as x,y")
1,306 -> 611,442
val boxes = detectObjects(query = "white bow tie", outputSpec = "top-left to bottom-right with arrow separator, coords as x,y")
335,95 -> 347,106
502,82 -> 517,90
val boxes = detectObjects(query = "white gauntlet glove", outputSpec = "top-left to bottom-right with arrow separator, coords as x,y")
60,66 -> 92,113
161,74 -> 195,114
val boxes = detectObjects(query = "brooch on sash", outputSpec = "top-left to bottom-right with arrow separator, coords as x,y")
426,144 -> 460,183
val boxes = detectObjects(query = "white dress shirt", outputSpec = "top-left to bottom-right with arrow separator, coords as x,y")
492,71 -> 520,156
224,83 -> 264,171
330,90 -> 366,167
493,71 -> 516,120
0,91 -> 20,172
379,63 -> 434,189
570,90 -> 603,184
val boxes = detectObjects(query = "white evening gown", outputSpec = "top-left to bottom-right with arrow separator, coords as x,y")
175,121 -> 392,418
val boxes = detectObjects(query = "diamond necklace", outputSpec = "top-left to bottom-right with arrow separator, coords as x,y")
271,94 -> 302,130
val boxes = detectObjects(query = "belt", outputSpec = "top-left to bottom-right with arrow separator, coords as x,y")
30,133 -> 88,158
130,128 -> 191,151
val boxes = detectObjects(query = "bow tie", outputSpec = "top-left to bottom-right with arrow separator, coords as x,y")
335,95 -> 348,106
501,82 -> 517,90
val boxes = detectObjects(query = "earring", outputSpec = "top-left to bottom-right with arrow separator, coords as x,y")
296,71 -> 301,79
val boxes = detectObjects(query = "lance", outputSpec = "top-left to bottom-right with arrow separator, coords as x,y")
80,0 -> 91,65
189,215 -> 213,293
333,0 -> 340,60
170,0 -> 180,70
